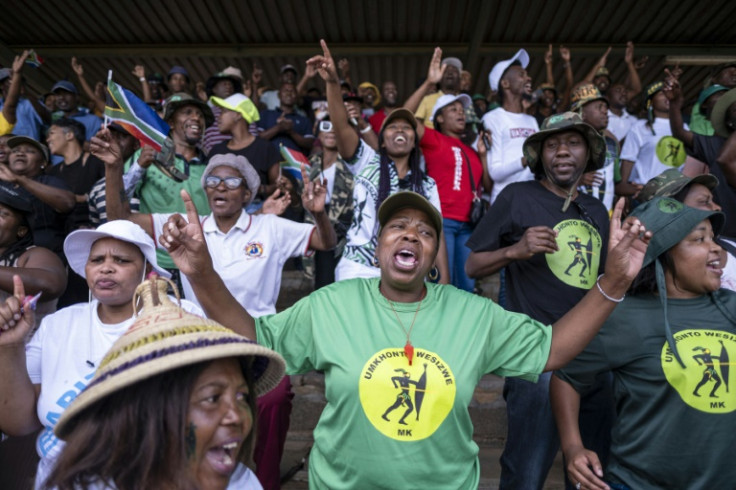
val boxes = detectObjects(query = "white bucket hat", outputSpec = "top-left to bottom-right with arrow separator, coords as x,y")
64,220 -> 170,279
488,49 -> 530,92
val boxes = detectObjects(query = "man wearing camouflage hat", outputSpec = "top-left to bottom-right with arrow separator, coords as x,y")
466,112 -> 613,489
570,83 -> 620,211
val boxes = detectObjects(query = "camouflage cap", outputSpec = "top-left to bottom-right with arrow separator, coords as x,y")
630,197 -> 724,267
639,169 -> 719,203
593,66 -> 611,80
163,93 -> 214,127
644,81 -> 665,110
570,83 -> 608,112
522,112 -> 607,173
711,87 -> 736,138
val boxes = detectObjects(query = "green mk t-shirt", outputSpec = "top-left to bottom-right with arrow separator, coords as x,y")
256,278 -> 551,489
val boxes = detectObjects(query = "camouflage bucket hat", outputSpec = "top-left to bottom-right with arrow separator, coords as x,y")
638,169 -> 719,203
570,83 -> 608,112
522,112 -> 606,173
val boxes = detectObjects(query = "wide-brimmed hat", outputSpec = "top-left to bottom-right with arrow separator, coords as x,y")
54,276 -> 286,439
522,112 -> 606,173
205,68 -> 244,97
64,220 -> 170,279
378,191 -> 443,236
7,136 -> 50,163
630,197 -> 724,268
639,169 -> 719,203
711,87 -> 736,138
570,83 -> 608,112
430,93 -> 471,124
358,82 -> 381,107
210,93 -> 259,124
488,49 -> 529,92
379,108 -> 418,133
163,93 -> 214,127
201,153 -> 261,205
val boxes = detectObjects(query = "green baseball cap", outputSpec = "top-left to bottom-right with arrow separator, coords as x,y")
522,112 -> 607,173
377,191 -> 443,237
210,93 -> 260,124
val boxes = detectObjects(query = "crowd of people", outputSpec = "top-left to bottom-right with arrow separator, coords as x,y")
0,37 -> 734,489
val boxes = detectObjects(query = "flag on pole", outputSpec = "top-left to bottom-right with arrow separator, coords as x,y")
24,50 -> 43,68
105,79 -> 169,151
279,144 -> 310,180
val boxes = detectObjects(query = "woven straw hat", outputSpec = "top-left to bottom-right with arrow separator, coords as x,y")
54,276 -> 285,439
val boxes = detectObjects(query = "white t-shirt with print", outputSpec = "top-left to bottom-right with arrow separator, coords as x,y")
481,108 -> 538,203
607,109 -> 637,142
152,211 -> 314,317
28,299 -> 203,489
620,117 -> 689,185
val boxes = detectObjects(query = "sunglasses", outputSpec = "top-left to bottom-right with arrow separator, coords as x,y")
319,120 -> 334,133
205,176 -> 244,190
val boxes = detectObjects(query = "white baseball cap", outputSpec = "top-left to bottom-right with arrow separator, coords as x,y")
430,93 -> 472,123
488,49 -> 530,92
64,220 -> 170,279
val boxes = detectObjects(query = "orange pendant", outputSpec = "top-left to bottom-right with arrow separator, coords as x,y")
404,341 -> 414,366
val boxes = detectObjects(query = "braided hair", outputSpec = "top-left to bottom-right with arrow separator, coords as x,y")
376,130 -> 427,210
0,219 -> 33,267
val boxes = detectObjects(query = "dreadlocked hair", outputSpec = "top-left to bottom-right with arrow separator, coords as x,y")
376,131 -> 427,210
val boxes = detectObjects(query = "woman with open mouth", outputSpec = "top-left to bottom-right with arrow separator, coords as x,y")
41,275 -> 285,490
160,184 -> 651,489
306,40 -> 451,284
551,197 -> 735,489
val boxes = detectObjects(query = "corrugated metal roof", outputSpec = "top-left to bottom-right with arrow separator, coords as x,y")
1,0 -> 734,110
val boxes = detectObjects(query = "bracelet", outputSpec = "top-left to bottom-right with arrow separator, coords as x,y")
596,274 -> 625,303
360,125 -> 372,134
139,77 -> 146,82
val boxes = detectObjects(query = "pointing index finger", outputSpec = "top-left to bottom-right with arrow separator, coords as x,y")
180,189 -> 201,225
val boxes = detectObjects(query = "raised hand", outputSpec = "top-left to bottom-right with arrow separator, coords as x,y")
11,50 -> 29,74
624,41 -> 635,64
0,276 -> 34,344
137,145 -> 156,169
159,190 -> 212,277
261,187 -> 291,215
307,40 -> 340,84
300,162 -> 327,214
598,46 -> 612,67
90,128 -> 124,167
132,65 -> 146,79
71,56 -> 84,77
604,197 -> 651,285
559,46 -> 571,63
251,64 -> 263,86
545,44 -> 553,65
663,68 -> 682,103
426,47 -> 446,85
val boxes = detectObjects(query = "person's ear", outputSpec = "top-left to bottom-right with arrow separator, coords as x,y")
16,225 -> 28,239
242,189 -> 252,206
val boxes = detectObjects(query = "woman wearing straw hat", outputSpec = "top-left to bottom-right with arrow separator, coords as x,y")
40,276 -> 285,490
0,220 -> 203,489
551,198 -> 735,489
160,187 -> 651,489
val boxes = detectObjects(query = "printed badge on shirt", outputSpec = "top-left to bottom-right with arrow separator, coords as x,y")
244,241 -> 265,259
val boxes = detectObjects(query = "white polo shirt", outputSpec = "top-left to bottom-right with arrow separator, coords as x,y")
152,211 -> 315,317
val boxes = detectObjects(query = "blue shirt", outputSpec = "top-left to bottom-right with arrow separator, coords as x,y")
0,97 -> 42,139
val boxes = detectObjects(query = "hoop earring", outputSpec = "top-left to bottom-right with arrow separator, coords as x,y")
371,255 -> 379,267
428,266 -> 439,282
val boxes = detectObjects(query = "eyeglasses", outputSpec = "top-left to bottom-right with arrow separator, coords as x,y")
319,121 -> 334,133
204,176 -> 244,190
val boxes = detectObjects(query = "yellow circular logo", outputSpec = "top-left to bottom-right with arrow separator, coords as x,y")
661,329 -> 736,413
359,348 -> 456,441
655,136 -> 687,168
546,219 -> 602,289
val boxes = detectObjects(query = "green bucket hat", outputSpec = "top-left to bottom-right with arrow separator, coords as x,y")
163,93 -> 215,127
710,87 -> 736,138
638,169 -> 719,203
630,197 -> 725,367
570,83 -> 608,112
522,111 -> 607,173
